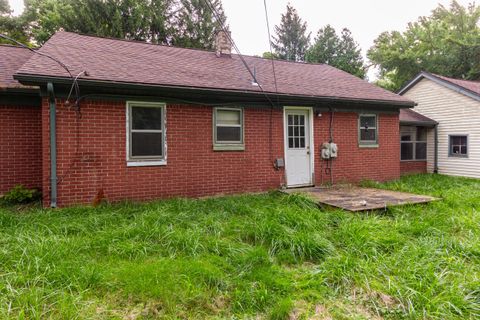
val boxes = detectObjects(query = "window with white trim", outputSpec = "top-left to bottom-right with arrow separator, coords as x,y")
400,126 -> 427,161
213,107 -> 244,150
127,102 -> 166,162
359,114 -> 378,145
449,135 -> 468,157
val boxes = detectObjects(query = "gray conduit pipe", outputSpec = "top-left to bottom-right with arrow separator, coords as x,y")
47,82 -> 57,208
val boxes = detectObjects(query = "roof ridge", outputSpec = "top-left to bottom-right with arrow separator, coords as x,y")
54,31 -> 329,68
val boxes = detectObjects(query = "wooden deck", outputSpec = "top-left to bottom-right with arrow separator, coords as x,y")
283,186 -> 438,212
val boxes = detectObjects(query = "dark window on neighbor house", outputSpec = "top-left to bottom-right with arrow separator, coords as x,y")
449,135 -> 468,157
400,126 -> 427,161
214,108 -> 244,148
359,114 -> 378,145
127,102 -> 166,161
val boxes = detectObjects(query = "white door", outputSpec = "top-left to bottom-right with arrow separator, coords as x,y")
284,108 -> 313,187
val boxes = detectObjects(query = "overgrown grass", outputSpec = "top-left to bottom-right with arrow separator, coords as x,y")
0,174 -> 479,319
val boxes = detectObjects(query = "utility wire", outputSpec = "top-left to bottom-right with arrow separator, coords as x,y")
201,0 -> 278,109
0,33 -> 82,106
263,0 -> 279,98
0,33 -> 74,78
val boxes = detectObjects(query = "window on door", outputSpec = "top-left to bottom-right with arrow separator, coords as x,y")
287,114 -> 306,149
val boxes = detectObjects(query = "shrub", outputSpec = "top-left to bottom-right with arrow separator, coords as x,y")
2,185 -> 41,204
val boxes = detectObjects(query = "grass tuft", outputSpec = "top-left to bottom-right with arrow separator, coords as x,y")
0,174 -> 479,318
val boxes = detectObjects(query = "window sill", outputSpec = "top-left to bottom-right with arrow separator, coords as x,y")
359,144 -> 379,148
448,155 -> 468,158
127,160 -> 167,167
401,159 -> 427,162
213,144 -> 245,151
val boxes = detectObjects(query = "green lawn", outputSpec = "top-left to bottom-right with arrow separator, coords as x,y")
1,174 -> 479,319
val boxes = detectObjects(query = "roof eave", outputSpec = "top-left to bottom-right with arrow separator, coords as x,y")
400,120 -> 438,127
14,73 -> 415,108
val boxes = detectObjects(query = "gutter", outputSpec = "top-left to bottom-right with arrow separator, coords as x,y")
47,82 -> 57,208
434,124 -> 439,174
14,74 -> 416,108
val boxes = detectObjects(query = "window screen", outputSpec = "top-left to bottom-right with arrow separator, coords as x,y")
214,108 -> 243,144
128,103 -> 165,160
449,135 -> 468,156
359,114 -> 377,144
400,126 -> 427,161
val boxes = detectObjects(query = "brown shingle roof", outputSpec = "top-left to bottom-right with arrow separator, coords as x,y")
433,74 -> 480,96
16,31 -> 413,106
0,44 -> 35,89
400,108 -> 437,126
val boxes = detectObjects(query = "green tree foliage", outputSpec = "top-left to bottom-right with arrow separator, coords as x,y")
368,1 -> 480,91
0,0 -> 10,14
0,0 -> 30,44
271,4 -> 310,61
173,0 -> 227,49
306,25 -> 366,78
21,0 -> 175,45
3,0 -> 227,49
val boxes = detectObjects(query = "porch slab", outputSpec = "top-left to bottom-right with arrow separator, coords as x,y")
283,186 -> 438,212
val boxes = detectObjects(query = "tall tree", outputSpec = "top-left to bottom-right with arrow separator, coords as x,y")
0,0 -> 30,44
172,0 -> 227,49
0,0 -> 10,14
368,0 -> 480,91
21,0 -> 175,45
9,0 -> 227,50
306,25 -> 366,78
271,4 -> 310,61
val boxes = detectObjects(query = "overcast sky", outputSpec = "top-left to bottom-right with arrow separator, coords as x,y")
7,0 -> 474,79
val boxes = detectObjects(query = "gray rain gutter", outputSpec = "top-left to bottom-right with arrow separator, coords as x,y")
47,82 -> 57,208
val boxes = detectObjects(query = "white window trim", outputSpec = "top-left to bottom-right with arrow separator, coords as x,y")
358,114 -> 379,147
126,101 -> 167,166
213,107 -> 245,151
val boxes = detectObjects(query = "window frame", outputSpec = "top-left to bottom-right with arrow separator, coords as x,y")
358,114 -> 378,147
448,134 -> 469,158
126,101 -> 167,166
213,107 -> 245,151
400,126 -> 427,161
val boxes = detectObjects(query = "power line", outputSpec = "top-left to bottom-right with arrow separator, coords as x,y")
201,0 -> 278,109
0,33 -> 73,79
263,0 -> 279,97
1,33 -> 84,108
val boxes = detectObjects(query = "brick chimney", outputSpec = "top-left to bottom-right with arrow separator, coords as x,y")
215,30 -> 232,57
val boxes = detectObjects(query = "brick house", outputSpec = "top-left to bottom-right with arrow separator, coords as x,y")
1,31 -> 416,207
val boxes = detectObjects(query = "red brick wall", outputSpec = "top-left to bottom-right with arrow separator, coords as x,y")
400,161 -> 427,175
0,105 -> 42,194
314,112 -> 400,185
41,99 -> 401,206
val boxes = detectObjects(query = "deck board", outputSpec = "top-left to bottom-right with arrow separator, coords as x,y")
283,186 -> 438,211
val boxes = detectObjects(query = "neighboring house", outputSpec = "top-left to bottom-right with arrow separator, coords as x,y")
2,31 -> 415,207
399,72 -> 480,179
0,45 -> 41,194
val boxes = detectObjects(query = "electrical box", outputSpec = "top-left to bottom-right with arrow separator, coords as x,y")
274,158 -> 285,169
321,142 -> 338,159
330,143 -> 338,158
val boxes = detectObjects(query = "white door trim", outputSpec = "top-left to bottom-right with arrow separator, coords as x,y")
283,106 -> 315,187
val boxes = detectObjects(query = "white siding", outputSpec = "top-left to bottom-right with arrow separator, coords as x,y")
403,78 -> 480,179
